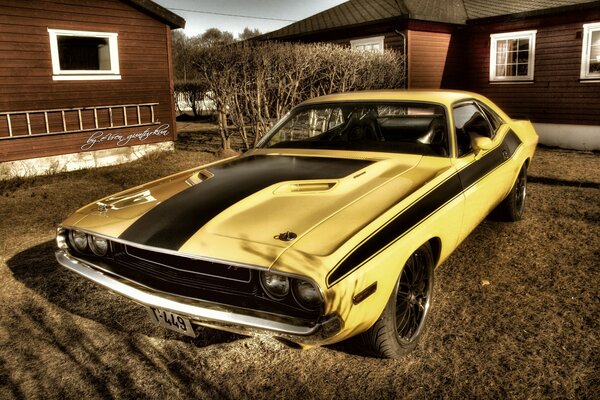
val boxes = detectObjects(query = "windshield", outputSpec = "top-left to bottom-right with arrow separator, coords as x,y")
259,102 -> 449,156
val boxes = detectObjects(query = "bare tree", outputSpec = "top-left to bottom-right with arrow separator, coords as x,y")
193,41 -> 406,152
238,28 -> 262,41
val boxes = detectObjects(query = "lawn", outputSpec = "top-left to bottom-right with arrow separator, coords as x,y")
0,141 -> 598,399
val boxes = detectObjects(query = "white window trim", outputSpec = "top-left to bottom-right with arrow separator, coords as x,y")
350,36 -> 385,53
580,22 -> 600,81
48,28 -> 121,81
489,30 -> 536,83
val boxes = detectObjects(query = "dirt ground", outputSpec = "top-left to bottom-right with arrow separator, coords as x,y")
0,134 -> 598,399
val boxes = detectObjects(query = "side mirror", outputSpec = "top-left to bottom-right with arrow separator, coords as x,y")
472,136 -> 493,152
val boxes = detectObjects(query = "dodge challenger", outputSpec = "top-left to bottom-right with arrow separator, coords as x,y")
56,90 -> 538,358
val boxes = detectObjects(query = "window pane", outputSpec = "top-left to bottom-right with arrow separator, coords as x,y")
453,104 -> 492,156
505,64 -> 516,76
496,65 -> 506,76
517,64 -> 528,76
518,38 -> 529,51
590,30 -> 600,73
517,50 -> 529,63
496,50 -> 506,64
57,36 -> 111,70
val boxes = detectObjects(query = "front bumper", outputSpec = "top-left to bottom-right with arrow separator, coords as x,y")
55,250 -> 341,345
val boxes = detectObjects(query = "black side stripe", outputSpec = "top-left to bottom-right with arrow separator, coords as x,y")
327,130 -> 522,286
119,155 -> 372,250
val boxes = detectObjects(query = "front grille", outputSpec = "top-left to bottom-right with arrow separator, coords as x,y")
110,242 -> 254,295
124,245 -> 250,283
75,241 -> 321,320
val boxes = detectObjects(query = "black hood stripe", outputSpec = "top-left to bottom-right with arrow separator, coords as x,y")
327,130 -> 522,286
120,155 -> 372,250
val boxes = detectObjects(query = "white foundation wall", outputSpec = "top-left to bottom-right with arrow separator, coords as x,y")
0,141 -> 174,179
533,123 -> 600,151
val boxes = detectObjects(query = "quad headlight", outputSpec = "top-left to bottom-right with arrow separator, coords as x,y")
292,279 -> 322,309
89,236 -> 109,256
260,271 -> 323,309
260,271 -> 290,299
68,230 -> 88,253
64,229 -> 110,256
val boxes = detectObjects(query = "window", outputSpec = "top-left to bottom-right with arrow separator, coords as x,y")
453,103 -> 493,157
350,36 -> 384,53
48,29 -> 120,80
581,22 -> 600,80
489,30 -> 536,82
475,101 -> 504,135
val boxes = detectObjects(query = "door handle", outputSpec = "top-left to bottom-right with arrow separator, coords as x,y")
502,149 -> 509,160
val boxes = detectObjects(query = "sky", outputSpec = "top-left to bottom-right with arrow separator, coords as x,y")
152,0 -> 348,37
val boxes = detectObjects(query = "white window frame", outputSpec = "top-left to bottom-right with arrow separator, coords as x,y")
580,22 -> 600,81
350,36 -> 384,53
48,28 -> 121,81
489,30 -> 536,83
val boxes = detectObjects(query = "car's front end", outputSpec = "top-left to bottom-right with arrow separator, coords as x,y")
55,227 -> 342,346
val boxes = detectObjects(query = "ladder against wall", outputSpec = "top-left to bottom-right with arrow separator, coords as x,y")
0,103 -> 159,139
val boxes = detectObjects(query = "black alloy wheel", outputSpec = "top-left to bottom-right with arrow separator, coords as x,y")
360,242 -> 435,358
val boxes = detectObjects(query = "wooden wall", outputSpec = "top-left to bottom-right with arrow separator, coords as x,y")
460,8 -> 600,125
0,0 -> 176,162
407,30 -> 452,88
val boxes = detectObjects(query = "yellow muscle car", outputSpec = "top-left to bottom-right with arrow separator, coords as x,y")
55,90 -> 538,358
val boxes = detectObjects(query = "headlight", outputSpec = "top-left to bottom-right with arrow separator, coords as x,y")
89,236 -> 109,256
260,271 -> 290,299
68,230 -> 88,253
293,279 -> 322,309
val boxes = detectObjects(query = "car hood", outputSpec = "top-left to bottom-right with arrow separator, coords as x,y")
63,151 -> 445,270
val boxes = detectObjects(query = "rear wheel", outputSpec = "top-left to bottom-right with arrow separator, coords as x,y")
360,243 -> 434,358
495,164 -> 527,221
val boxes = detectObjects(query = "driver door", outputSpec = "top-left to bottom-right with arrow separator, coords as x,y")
451,101 -> 515,243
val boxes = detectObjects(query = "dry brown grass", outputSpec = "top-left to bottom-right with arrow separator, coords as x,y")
0,145 -> 598,399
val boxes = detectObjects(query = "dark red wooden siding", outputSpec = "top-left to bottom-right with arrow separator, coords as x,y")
0,0 -> 176,162
457,9 -> 600,125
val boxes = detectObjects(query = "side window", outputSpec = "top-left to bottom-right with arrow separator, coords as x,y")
489,30 -> 536,82
48,28 -> 121,81
350,36 -> 384,53
476,101 -> 504,138
580,22 -> 600,80
453,103 -> 493,157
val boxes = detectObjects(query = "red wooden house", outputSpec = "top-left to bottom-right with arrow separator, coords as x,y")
0,0 -> 184,177
258,0 -> 600,150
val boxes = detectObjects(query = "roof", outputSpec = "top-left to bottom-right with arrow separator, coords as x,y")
258,0 -> 598,40
124,0 -> 186,29
300,89 -> 477,107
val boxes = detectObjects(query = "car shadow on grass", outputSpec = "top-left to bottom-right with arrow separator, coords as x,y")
6,240 -> 245,349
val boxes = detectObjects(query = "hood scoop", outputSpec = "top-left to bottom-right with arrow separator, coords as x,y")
274,181 -> 337,194
185,169 -> 214,186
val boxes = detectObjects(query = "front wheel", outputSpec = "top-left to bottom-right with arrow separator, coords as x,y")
360,242 -> 434,358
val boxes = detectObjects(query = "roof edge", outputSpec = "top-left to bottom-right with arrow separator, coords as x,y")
467,1 -> 600,25
124,0 -> 186,29
254,15 -> 409,42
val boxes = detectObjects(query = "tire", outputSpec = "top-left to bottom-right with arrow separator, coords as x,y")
495,163 -> 527,221
360,242 -> 434,359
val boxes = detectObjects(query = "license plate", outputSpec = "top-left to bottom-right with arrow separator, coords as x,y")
146,307 -> 196,337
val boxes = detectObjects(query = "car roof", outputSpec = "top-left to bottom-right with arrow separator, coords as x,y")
299,90 -> 480,108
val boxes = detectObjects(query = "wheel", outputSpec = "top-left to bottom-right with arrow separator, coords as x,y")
360,242 -> 434,358
494,163 -> 527,221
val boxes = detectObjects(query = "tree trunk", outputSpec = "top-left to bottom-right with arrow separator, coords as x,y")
218,111 -> 230,150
